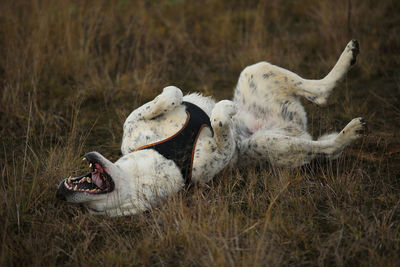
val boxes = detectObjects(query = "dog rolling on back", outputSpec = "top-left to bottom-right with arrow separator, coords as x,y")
57,40 -> 365,216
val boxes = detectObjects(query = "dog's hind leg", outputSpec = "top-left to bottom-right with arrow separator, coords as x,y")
235,40 -> 359,109
191,100 -> 237,183
276,40 -> 359,105
240,117 -> 366,167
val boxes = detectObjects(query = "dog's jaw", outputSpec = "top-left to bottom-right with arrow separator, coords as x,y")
57,152 -> 118,203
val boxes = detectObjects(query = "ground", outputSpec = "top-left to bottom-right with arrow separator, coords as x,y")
1,0 -> 399,265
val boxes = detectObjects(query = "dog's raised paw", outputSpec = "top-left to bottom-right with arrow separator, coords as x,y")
154,86 -> 183,107
336,117 -> 366,145
161,86 -> 183,101
348,39 -> 360,66
356,117 -> 367,135
215,100 -> 237,117
211,100 -> 236,130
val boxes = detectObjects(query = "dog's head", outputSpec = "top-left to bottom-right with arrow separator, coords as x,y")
56,151 -> 129,216
57,150 -> 183,216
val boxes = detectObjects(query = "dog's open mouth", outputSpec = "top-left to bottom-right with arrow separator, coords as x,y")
62,155 -> 115,194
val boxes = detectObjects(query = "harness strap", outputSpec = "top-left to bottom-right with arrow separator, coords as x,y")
136,101 -> 213,185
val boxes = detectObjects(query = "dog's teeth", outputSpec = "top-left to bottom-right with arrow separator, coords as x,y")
89,163 -> 93,168
68,176 -> 72,183
87,177 -> 91,183
82,157 -> 86,161
74,185 -> 78,191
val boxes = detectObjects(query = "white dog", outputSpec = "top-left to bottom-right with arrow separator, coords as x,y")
57,40 -> 364,216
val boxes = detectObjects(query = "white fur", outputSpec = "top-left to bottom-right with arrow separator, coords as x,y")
59,40 -> 364,216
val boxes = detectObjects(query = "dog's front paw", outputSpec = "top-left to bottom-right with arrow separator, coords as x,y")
216,100 -> 237,118
335,117 -> 366,146
211,100 -> 237,129
161,86 -> 183,101
154,86 -> 183,108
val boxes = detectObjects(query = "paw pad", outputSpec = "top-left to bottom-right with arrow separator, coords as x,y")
350,39 -> 360,66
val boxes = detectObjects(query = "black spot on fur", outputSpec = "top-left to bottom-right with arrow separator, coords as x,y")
307,95 -> 317,102
249,80 -> 256,90
280,100 -> 297,122
294,82 -> 302,87
263,71 -> 274,79
248,75 -> 256,91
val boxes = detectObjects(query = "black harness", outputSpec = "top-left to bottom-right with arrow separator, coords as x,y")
137,101 -> 213,185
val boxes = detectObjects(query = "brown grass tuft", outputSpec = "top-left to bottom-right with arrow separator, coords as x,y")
1,0 -> 399,265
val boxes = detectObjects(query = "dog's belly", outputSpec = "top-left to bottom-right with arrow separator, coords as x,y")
122,107 -> 187,154
234,108 -> 309,142
234,110 -> 281,136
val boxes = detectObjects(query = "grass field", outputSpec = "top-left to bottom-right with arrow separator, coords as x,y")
1,0 -> 399,265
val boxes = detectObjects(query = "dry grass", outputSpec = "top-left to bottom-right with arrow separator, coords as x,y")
1,0 -> 399,265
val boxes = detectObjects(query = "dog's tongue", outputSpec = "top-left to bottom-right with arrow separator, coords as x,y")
92,170 -> 104,189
